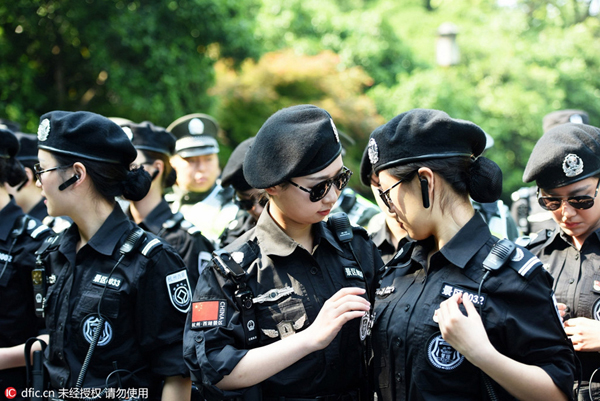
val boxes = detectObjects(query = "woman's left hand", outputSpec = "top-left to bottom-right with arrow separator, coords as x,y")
434,292 -> 494,366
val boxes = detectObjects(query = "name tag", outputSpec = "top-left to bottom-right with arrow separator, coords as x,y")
91,273 -> 121,290
345,267 -> 364,280
440,283 -> 487,307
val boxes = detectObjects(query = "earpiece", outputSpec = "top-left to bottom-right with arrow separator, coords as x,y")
150,170 -> 159,181
420,176 -> 430,209
58,174 -> 79,191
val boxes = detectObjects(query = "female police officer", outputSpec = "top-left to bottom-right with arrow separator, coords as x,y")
369,109 -> 575,400
35,111 -> 191,400
522,122 -> 600,400
0,127 -> 53,399
184,105 -> 382,400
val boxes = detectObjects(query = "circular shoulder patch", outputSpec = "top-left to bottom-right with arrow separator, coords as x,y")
593,298 -> 600,321
82,315 -> 113,347
426,333 -> 464,371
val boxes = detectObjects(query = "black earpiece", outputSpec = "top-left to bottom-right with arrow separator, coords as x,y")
150,170 -> 159,181
58,174 -> 79,191
420,176 -> 430,209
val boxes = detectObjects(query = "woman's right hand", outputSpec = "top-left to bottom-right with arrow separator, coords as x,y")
301,287 -> 370,352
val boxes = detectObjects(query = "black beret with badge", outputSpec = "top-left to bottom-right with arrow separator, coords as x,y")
0,127 -> 20,158
166,113 -> 220,158
221,137 -> 255,191
37,110 -> 137,166
367,108 -> 487,175
243,104 -> 342,189
14,133 -> 39,163
542,109 -> 589,134
360,124 -> 385,186
122,121 -> 176,156
523,123 -> 600,189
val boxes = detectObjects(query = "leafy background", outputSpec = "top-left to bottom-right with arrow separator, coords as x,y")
2,0 -> 599,202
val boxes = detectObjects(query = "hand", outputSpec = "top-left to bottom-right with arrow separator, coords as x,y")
556,303 -> 570,320
564,317 -> 600,352
435,293 -> 494,366
303,287 -> 370,351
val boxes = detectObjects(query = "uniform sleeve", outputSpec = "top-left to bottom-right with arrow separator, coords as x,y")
183,262 -> 251,400
136,246 -> 191,377
496,268 -> 576,400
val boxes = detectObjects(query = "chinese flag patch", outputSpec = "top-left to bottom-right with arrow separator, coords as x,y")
191,300 -> 227,329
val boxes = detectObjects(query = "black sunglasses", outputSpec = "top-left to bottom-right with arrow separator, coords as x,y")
537,179 -> 600,211
377,171 -> 418,210
288,166 -> 352,202
34,163 -> 74,184
235,194 -> 268,211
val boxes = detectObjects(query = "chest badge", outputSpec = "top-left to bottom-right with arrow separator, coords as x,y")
252,286 -> 294,304
82,316 -> 113,347
593,299 -> 600,321
427,333 -> 464,371
375,286 -> 395,298
359,312 -> 375,341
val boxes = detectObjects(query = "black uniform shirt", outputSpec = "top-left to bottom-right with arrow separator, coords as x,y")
135,199 -> 214,288
28,198 -> 48,222
0,198 -> 52,346
373,214 -> 575,401
42,206 -> 190,399
528,227 -> 600,381
218,211 -> 257,249
184,209 -> 383,399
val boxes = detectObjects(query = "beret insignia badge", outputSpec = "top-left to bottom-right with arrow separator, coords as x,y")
562,153 -> 584,177
121,126 -> 133,141
188,118 -> 205,135
37,119 -> 50,142
368,137 -> 379,165
329,118 -> 340,143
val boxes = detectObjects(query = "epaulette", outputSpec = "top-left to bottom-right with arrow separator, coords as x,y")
506,245 -> 543,280
162,212 -> 185,232
139,235 -> 164,258
179,219 -> 203,235
351,224 -> 370,240
25,219 -> 52,239
514,229 -> 554,249
212,239 -> 259,280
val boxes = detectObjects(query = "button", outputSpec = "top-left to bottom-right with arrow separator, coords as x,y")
404,305 -> 410,312
569,278 -> 575,284
395,373 -> 403,383
394,337 -> 403,348
310,267 -> 319,275
57,351 -> 63,360
59,378 -> 65,386
195,336 -> 204,343
58,323 -> 63,330
575,253 -> 579,260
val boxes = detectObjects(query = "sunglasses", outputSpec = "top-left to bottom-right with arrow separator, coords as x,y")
235,194 -> 269,211
377,171 -> 418,210
288,166 -> 352,202
537,179 -> 600,211
34,163 -> 74,184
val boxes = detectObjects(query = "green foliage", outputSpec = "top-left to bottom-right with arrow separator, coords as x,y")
0,0 -> 260,132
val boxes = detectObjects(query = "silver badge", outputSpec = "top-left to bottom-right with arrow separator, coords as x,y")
188,118 -> 205,135
166,270 -> 191,313
367,138 -> 379,165
37,119 -> 50,142
252,286 -> 294,304
82,316 -> 113,346
330,118 -> 340,143
359,312 -> 374,341
427,333 -> 464,371
562,153 -> 584,177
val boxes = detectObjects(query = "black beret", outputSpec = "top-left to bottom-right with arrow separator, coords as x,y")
122,121 -> 176,156
0,128 -> 19,159
14,133 -> 38,162
0,119 -> 20,133
367,109 -> 487,175
166,113 -> 220,158
542,109 -> 589,133
221,137 -> 255,191
523,123 -> 600,189
243,105 -> 342,189
37,111 -> 137,166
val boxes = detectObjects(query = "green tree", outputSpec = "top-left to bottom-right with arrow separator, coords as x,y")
0,0 -> 260,132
